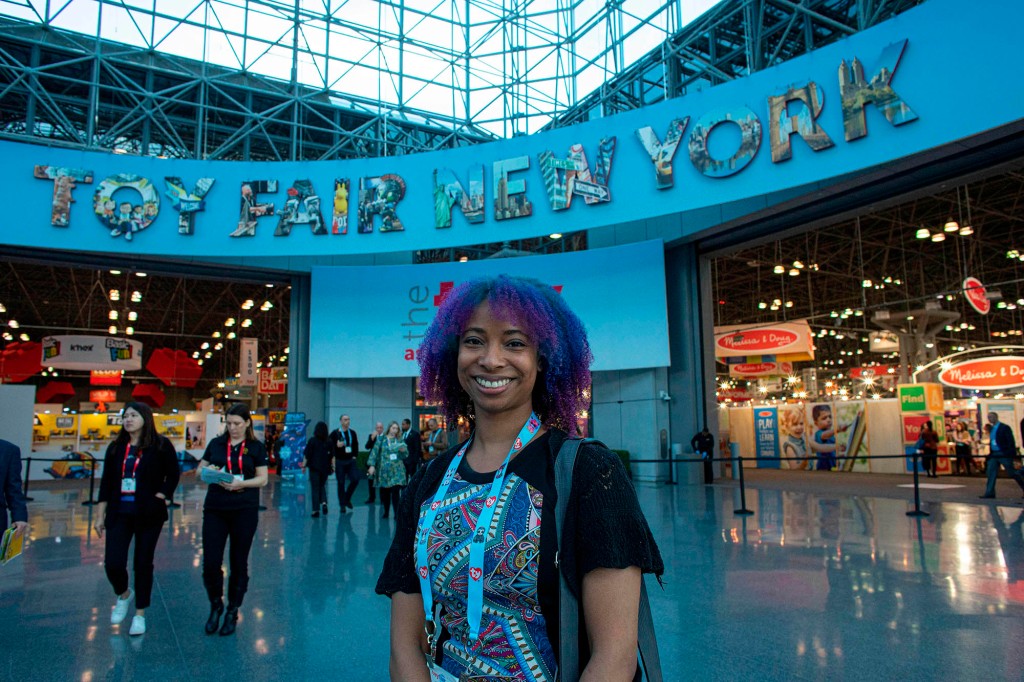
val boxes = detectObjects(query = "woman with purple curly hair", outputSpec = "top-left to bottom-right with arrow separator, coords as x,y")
376,274 -> 663,681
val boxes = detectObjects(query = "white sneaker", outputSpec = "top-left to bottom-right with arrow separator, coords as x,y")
111,589 -> 134,624
129,615 -> 146,636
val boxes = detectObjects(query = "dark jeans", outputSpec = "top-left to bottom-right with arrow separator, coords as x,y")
984,454 -> 1024,497
363,476 -> 376,503
202,507 -> 259,607
955,443 -> 974,474
335,459 -> 360,506
379,485 -> 402,517
104,512 -> 165,609
309,469 -> 328,511
922,448 -> 938,476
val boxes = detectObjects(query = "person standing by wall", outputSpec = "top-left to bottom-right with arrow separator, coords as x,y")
362,421 -> 384,504
303,421 -> 333,517
422,417 -> 448,464
919,421 -> 940,478
329,415 -> 359,512
196,404 -> 269,636
0,438 -> 29,549
980,411 -> 1024,499
401,418 -> 422,477
952,420 -> 975,476
691,426 -> 716,484
93,402 -> 180,636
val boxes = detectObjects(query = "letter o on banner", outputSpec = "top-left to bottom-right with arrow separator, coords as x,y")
93,174 -> 160,241
689,106 -> 763,178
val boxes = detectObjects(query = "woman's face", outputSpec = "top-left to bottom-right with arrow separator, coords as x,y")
122,408 -> 144,436
428,418 -> 438,431
457,301 -> 539,420
387,423 -> 400,438
226,414 -> 249,441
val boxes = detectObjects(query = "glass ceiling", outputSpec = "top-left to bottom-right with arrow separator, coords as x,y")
0,0 -> 720,137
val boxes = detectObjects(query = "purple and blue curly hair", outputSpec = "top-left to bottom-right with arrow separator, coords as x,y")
417,274 -> 593,436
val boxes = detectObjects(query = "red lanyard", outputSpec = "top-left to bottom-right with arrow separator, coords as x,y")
122,443 -> 141,479
227,440 -> 246,475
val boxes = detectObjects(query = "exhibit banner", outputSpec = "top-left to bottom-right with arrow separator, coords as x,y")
309,240 -> 670,378
833,401 -> 869,473
753,407 -> 780,469
728,361 -> 793,378
279,412 -> 308,473
713,321 -> 814,361
41,335 -> 142,371
258,367 -> 287,394
898,383 -> 943,413
778,404 -> 811,470
239,338 -> 258,386
938,356 -> 1024,391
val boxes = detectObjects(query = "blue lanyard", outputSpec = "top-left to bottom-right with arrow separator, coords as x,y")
415,412 -> 541,644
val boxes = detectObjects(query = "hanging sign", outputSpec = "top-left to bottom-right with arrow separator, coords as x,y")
938,356 -> 1024,390
258,367 -> 287,394
714,321 -> 814,360
239,338 -> 258,386
962,277 -> 990,315
728,361 -> 793,378
717,387 -> 753,402
41,335 -> 142,371
90,369 -> 123,385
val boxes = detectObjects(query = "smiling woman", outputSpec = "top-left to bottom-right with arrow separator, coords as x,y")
377,275 -> 663,682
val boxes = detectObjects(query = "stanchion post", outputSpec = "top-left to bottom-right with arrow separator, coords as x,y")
906,451 -> 929,517
733,455 -> 753,516
22,456 -> 35,502
81,456 -> 99,506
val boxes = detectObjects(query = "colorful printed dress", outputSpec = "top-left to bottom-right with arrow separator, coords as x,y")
367,436 -> 408,488
376,429 -> 664,681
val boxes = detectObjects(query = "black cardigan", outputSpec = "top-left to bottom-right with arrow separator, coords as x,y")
98,435 -> 180,524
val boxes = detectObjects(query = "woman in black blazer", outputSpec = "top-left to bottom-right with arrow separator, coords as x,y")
302,421 -> 333,517
94,401 -> 180,637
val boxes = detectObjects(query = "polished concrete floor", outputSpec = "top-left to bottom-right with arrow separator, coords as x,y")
1,471 -> 1022,681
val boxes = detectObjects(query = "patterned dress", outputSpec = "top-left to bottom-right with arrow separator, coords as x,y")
367,436 -> 408,488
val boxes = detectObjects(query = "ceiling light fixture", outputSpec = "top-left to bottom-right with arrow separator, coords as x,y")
943,218 -> 959,232
773,265 -> 785,274
931,232 -> 945,242
915,228 -> 930,239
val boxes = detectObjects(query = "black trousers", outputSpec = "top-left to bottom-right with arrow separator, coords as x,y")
104,512 -> 165,609
379,485 -> 402,517
923,448 -> 938,476
202,507 -> 259,607
335,459 -> 360,506
309,469 -> 328,511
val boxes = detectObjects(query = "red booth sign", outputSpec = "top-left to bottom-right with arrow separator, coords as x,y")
258,367 -> 287,395
713,321 -> 814,360
962,277 -> 991,315
728,361 -> 793,378
938,356 -> 1024,390
717,388 -> 753,402
90,389 -> 117,403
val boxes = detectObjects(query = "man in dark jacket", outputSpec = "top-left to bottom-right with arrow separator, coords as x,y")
691,426 -> 716,484
981,411 -> 1024,499
401,419 -> 422,477
328,415 -> 359,512
0,439 -> 29,538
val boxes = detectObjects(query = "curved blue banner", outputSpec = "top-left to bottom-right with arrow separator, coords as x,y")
0,0 -> 1020,262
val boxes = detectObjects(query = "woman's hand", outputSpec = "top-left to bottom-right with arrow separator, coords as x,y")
367,466 -> 376,478
220,478 -> 246,492
93,518 -> 105,538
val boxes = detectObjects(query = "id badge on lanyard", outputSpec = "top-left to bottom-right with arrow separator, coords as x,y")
121,444 -> 140,494
227,440 -> 246,483
415,412 -> 541,646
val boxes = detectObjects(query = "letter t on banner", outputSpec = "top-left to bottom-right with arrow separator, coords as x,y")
240,338 -> 258,387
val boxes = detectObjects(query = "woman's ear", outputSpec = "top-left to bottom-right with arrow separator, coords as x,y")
538,356 -> 547,372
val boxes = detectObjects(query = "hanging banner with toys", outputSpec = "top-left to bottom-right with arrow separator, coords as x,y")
898,383 -> 948,474
778,404 -> 812,470
278,412 -> 308,474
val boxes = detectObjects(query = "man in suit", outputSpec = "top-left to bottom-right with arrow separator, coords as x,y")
980,411 -> 1024,499
328,415 -> 359,513
401,418 -> 422,477
0,438 -> 29,537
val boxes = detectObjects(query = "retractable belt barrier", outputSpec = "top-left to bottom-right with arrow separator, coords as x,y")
626,451 -> 973,518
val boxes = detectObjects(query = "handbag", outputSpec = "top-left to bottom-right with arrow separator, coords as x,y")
554,437 -> 662,682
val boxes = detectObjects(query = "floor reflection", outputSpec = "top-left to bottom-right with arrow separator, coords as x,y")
0,476 -> 1021,679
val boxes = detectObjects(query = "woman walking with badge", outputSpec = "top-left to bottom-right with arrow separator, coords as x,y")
366,421 -> 408,519
196,404 -> 268,636
94,401 -> 180,637
376,275 -> 663,681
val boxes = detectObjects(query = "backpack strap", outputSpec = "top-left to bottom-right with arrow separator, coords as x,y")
554,437 -> 662,682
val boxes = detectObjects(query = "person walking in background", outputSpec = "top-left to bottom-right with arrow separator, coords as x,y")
93,402 -> 180,637
919,421 -> 939,478
422,417 -> 448,464
196,404 -> 269,636
303,421 -> 333,517
979,411 -> 1024,499
691,426 -> 715,484
362,421 -> 384,504
329,414 -> 359,512
401,418 -> 422,477
952,419 -> 976,476
366,421 -> 408,519
0,437 -> 28,542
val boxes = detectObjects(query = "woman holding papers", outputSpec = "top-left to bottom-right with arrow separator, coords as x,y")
196,403 -> 268,636
94,402 -> 180,637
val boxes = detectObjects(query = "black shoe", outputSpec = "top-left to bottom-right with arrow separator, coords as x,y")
312,511 -> 320,518
219,607 -> 239,636
340,505 -> 346,514
345,501 -> 354,509
979,494 -> 995,499
321,503 -> 328,515
205,600 -> 224,635
364,499 -> 374,504
382,512 -> 389,519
